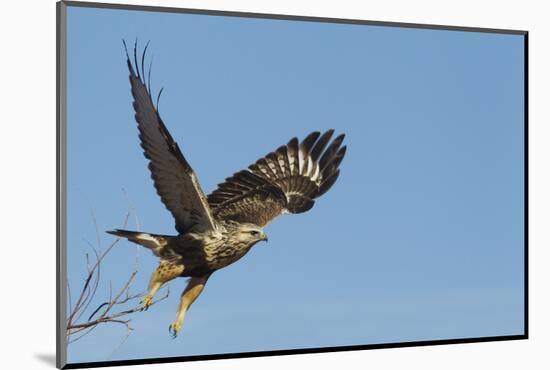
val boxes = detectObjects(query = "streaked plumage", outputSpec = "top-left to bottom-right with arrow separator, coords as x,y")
108,42 -> 347,337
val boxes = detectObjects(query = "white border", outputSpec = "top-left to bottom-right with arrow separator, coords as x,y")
3,1 -> 546,369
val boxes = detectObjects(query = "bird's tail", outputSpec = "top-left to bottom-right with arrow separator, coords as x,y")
106,229 -> 170,255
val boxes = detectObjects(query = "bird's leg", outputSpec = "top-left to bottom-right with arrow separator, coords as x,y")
141,261 -> 184,310
169,274 -> 210,338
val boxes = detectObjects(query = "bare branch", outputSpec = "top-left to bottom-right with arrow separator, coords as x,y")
68,325 -> 98,344
66,204 -> 169,349
67,288 -> 169,333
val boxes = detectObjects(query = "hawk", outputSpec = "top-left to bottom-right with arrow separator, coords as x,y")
108,42 -> 347,337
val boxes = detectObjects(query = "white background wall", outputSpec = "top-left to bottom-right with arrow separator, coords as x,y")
0,0 -> 546,369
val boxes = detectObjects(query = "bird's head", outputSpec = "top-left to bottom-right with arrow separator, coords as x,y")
234,223 -> 268,247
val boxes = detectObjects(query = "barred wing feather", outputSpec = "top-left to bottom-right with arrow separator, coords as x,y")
208,130 -> 346,226
125,41 -> 218,234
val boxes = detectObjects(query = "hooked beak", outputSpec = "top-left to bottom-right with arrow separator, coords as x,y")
262,233 -> 269,242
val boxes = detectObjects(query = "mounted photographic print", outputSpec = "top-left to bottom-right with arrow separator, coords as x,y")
57,1 -> 527,368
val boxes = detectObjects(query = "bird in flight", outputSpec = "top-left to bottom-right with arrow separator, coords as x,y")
108,42 -> 347,338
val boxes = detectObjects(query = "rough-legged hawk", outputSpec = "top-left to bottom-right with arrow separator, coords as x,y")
108,42 -> 347,337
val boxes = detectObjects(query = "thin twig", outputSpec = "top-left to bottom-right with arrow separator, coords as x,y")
107,325 -> 133,360
67,288 -> 169,332
122,188 -> 141,271
66,203 -> 166,350
68,325 -> 97,344
67,277 -> 73,324
121,188 -> 141,232
90,206 -> 102,253
73,245 -> 102,324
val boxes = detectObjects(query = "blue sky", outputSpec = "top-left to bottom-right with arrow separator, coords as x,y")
65,5 -> 525,364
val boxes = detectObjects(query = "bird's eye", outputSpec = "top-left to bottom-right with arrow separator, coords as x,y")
250,230 -> 259,235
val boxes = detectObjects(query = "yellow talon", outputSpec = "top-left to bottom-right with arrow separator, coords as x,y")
141,294 -> 154,310
169,320 -> 183,338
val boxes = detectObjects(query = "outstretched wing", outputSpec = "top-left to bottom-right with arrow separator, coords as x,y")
208,130 -> 346,226
124,41 -> 217,234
